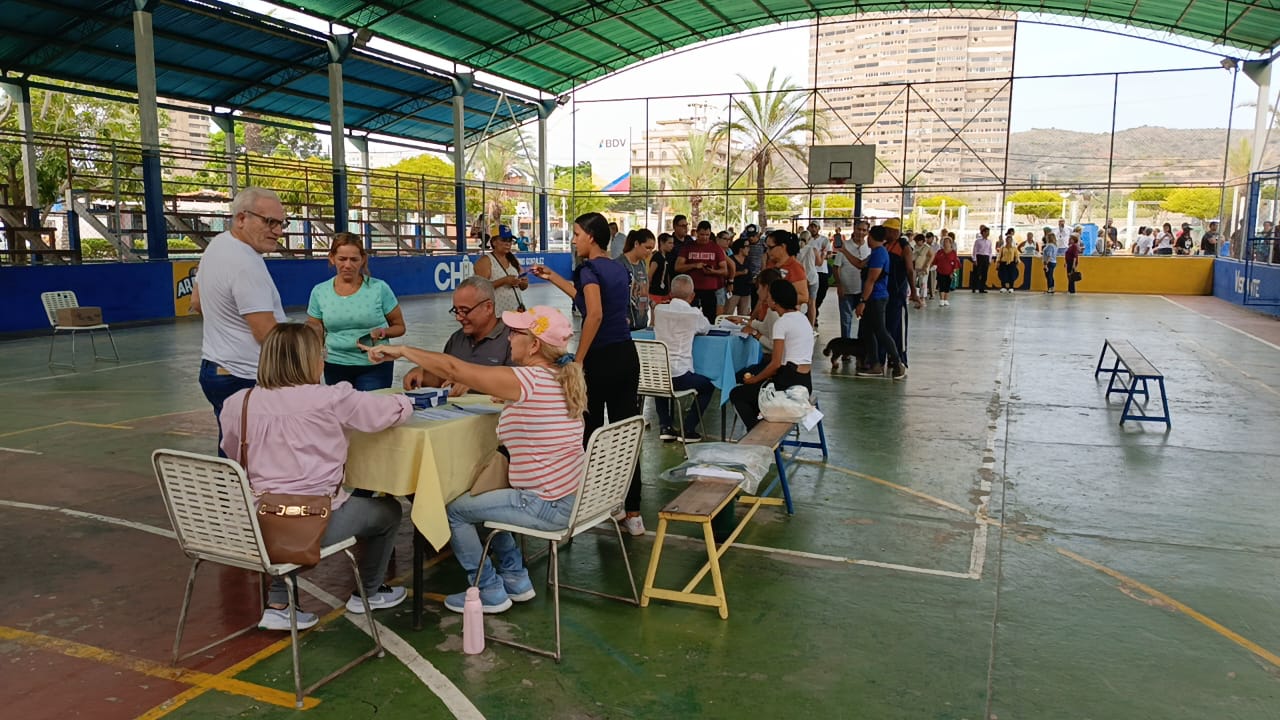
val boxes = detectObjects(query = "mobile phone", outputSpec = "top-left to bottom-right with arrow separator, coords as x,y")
357,333 -> 389,347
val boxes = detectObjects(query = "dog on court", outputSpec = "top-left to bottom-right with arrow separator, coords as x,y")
822,336 -> 867,370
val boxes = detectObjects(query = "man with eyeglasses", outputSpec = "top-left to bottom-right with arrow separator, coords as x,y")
402,276 -> 512,395
196,187 -> 289,456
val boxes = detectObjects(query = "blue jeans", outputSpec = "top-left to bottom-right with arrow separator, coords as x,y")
656,371 -> 714,433
324,361 -> 394,390
267,495 -> 402,606
199,359 -> 256,457
446,489 -> 575,591
838,293 -> 860,338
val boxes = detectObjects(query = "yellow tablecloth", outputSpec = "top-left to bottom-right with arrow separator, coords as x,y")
345,401 -> 500,550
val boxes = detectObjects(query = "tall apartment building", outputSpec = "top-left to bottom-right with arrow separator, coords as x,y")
629,103 -> 732,187
808,13 -> 1015,190
159,101 -> 211,176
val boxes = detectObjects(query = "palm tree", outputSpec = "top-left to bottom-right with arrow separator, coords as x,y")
712,69 -> 825,226
668,131 -> 719,225
472,129 -> 535,234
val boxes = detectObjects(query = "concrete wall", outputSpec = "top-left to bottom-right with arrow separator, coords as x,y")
958,256 -> 1215,295
1212,258 -> 1280,318
2,253 -> 575,335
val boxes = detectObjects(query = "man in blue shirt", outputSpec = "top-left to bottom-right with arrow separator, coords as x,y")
855,225 -> 906,380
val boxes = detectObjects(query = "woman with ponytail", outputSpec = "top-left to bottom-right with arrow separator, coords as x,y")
362,306 -> 587,614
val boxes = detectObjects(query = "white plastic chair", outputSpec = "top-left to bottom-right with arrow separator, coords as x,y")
474,416 -> 645,662
635,339 -> 705,456
40,290 -> 119,369
152,449 -> 384,708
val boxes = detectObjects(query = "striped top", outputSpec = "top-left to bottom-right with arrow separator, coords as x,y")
498,366 -> 586,500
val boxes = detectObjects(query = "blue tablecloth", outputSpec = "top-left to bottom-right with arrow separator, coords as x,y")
632,329 -> 762,406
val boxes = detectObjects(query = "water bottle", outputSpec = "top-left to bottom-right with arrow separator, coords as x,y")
460,254 -> 474,281
462,587 -> 484,654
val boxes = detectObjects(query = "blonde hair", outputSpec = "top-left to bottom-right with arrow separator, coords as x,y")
257,324 -> 324,389
533,340 -> 586,419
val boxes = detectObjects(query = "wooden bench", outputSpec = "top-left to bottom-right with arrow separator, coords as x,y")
639,415 -> 828,618
1094,339 -> 1171,427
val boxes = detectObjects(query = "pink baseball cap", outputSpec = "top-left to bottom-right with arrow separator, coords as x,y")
502,306 -> 574,347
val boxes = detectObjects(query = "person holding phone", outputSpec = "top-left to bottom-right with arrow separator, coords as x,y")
475,225 -> 529,315
305,233 -> 405,390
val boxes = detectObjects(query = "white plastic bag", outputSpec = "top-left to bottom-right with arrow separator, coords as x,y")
658,442 -> 774,494
758,382 -> 813,423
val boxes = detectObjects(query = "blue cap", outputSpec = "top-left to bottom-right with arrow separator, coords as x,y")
498,224 -> 515,239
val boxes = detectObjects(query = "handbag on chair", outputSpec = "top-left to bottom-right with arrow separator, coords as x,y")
240,389 -> 332,566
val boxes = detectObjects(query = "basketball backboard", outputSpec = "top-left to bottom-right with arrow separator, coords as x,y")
808,145 -> 875,186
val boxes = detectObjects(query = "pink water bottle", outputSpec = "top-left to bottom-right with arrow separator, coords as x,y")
462,587 -> 485,654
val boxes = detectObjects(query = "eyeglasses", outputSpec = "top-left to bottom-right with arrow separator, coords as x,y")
449,299 -> 492,318
244,209 -> 289,231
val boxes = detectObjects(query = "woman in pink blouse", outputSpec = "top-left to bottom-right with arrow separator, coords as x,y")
364,306 -> 587,614
220,324 -> 414,632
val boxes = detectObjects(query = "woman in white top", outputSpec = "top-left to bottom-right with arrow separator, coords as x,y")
1155,223 -> 1175,255
474,232 -> 528,315
728,268 -> 784,381
729,279 -> 813,430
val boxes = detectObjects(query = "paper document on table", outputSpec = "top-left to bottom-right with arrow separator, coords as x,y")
687,465 -> 745,481
413,405 -> 473,421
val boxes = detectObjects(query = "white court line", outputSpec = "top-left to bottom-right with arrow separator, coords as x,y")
0,447 -> 43,455
0,359 -> 169,387
0,499 -> 484,720
0,499 -> 175,539
1160,295 -> 1280,352
296,579 -> 486,720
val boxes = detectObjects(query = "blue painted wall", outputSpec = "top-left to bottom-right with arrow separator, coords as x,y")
1,252 -> 575,335
1212,258 -> 1280,318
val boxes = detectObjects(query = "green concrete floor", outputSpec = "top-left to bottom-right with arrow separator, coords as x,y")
2,287 -> 1278,719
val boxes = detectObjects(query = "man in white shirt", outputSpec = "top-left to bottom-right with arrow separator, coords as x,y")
197,187 -> 288,454
652,274 -> 714,443
608,221 -> 627,258
807,221 -> 831,321
834,220 -> 871,338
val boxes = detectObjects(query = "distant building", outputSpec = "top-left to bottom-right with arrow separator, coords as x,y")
809,13 -> 1015,189
159,101 -> 211,176
629,105 -> 732,187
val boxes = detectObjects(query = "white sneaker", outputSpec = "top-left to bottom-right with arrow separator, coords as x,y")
346,585 -> 407,614
259,607 -> 318,631
621,515 -> 646,536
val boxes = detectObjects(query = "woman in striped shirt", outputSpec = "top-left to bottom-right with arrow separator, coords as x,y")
363,306 -> 587,614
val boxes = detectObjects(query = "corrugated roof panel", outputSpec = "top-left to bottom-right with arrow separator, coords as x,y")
279,0 -> 1280,93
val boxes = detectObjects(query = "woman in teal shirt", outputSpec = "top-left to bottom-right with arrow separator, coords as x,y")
306,233 -> 406,390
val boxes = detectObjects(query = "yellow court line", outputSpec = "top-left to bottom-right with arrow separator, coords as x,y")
0,626 -> 319,710
113,408 -> 209,425
137,550 -> 459,719
0,421 -> 71,439
1056,547 -> 1280,668
796,458 -> 976,517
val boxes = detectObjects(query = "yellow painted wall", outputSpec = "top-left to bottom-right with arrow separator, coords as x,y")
1024,257 -> 1214,295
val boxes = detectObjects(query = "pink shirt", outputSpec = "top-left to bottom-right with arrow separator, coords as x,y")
220,383 -> 413,509
499,366 -> 586,500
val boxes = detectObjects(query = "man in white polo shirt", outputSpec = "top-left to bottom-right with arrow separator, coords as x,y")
197,187 -> 288,455
653,274 -> 715,443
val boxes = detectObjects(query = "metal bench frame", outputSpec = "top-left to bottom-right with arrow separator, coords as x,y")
1094,339 -> 1171,427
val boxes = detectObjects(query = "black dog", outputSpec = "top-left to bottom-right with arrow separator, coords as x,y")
822,336 -> 867,370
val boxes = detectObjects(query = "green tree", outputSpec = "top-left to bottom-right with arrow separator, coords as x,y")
209,119 -> 326,160
0,83 -> 148,206
668,132 -> 719,225
371,154 -> 455,215
1161,187 -> 1223,221
609,176 -> 656,213
916,195 -> 967,210
1007,190 -> 1063,221
553,162 -> 613,218
713,69 -> 826,227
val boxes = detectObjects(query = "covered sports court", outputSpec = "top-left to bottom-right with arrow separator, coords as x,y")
3,0 -> 1280,718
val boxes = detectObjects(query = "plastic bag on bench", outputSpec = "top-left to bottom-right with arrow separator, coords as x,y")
759,382 -> 814,424
658,442 -> 774,494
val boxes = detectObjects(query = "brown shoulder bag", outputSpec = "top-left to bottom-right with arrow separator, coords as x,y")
240,388 -> 331,566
